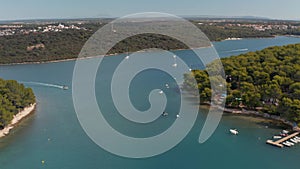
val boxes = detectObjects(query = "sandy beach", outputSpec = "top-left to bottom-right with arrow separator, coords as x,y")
0,103 -> 36,138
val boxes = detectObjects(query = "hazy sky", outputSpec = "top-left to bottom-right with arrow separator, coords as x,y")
1,0 -> 299,20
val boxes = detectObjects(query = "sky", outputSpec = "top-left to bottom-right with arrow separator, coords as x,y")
0,0 -> 300,21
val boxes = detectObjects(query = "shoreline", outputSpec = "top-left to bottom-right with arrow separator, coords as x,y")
204,103 -> 300,131
0,103 -> 36,138
0,45 -> 214,66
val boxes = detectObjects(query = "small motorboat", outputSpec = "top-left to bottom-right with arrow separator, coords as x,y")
290,139 -> 298,144
283,142 -> 292,147
280,133 -> 288,137
293,138 -> 300,143
273,136 -> 282,139
230,129 -> 238,135
176,114 -> 180,118
165,84 -> 169,88
62,85 -> 69,90
282,130 -> 289,134
162,112 -> 168,116
286,141 -> 294,146
159,90 -> 164,94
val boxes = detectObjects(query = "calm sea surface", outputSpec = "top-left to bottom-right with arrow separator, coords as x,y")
0,36 -> 300,169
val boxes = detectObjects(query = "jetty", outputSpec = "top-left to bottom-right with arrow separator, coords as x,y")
266,132 -> 300,148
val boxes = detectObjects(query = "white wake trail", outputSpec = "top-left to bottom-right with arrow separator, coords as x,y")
222,48 -> 248,53
20,81 -> 65,89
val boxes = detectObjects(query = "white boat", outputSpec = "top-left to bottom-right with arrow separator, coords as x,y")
290,139 -> 298,144
282,130 -> 289,134
283,142 -> 292,147
294,138 -> 300,143
230,129 -> 238,135
176,114 -> 180,118
162,112 -> 168,116
286,141 -> 294,146
292,138 -> 300,143
159,90 -> 163,94
294,137 -> 300,141
273,136 -> 282,139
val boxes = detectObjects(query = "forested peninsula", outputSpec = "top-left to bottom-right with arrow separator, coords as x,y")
184,43 -> 300,126
0,79 -> 35,130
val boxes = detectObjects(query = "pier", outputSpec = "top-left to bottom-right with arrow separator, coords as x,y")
266,132 -> 300,148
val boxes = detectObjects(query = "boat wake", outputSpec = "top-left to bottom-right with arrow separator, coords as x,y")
222,48 -> 248,53
20,81 -> 66,90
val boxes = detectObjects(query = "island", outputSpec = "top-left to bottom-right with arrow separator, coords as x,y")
0,78 -> 36,138
184,43 -> 300,128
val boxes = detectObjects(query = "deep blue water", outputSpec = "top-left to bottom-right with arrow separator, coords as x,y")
0,36 -> 300,169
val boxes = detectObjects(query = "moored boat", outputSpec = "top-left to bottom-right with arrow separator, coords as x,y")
273,136 -> 282,139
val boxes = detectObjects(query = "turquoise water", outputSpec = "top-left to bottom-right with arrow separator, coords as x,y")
0,36 -> 300,169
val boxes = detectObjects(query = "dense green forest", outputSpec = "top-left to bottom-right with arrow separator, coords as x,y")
184,43 -> 300,125
0,79 -> 35,128
0,29 -> 188,64
1,21 -> 300,64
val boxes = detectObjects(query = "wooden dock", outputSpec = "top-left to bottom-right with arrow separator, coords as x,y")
266,132 -> 300,148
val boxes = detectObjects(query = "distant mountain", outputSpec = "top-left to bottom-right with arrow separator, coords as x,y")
182,15 -> 271,20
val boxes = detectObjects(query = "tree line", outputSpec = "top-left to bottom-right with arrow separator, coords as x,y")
184,44 -> 300,126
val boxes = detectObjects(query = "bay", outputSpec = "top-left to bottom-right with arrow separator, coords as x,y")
0,36 -> 300,169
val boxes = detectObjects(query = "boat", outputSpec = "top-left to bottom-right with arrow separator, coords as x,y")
165,84 -> 169,88
290,139 -> 298,144
230,129 -> 238,135
282,130 -> 289,134
283,142 -> 292,147
176,114 -> 180,118
286,141 -> 294,146
162,112 -> 168,116
159,90 -> 163,94
280,133 -> 288,137
273,136 -> 282,139
293,138 -> 300,143
62,85 -> 68,90
294,138 -> 300,143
